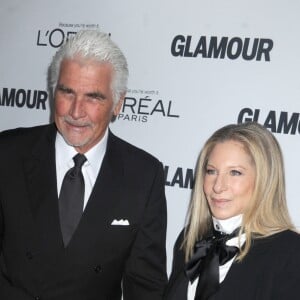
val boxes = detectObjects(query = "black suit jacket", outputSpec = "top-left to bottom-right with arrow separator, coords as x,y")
164,229 -> 300,300
0,124 -> 167,300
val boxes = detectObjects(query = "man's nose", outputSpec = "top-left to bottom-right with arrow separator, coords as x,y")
69,98 -> 85,119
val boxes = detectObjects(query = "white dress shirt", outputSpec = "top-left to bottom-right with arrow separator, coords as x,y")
188,214 -> 245,300
55,129 -> 108,210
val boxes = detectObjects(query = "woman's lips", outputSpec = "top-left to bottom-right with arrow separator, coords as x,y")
211,198 -> 231,207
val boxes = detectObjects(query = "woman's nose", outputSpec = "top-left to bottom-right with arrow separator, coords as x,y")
213,173 -> 228,193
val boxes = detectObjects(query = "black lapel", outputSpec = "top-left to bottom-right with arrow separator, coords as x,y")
23,124 -> 64,253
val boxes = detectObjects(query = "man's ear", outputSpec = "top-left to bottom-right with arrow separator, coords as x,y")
113,95 -> 125,116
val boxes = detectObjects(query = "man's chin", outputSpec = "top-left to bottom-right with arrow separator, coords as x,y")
63,136 -> 90,149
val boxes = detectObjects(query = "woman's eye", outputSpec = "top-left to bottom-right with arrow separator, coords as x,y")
230,170 -> 242,176
206,169 -> 216,175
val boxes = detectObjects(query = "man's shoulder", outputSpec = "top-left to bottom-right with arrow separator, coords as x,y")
0,123 -> 54,148
108,131 -> 162,167
1,123 -> 52,137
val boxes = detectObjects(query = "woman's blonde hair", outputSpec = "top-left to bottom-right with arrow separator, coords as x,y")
184,122 -> 294,261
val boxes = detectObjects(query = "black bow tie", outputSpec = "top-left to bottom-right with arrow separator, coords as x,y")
185,227 -> 240,300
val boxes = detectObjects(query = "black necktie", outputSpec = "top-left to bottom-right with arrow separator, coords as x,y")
59,153 -> 87,246
185,227 -> 240,300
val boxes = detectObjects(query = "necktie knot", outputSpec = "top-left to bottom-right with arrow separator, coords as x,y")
73,153 -> 87,168
69,154 -> 87,178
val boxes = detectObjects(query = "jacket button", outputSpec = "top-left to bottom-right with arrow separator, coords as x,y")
26,251 -> 33,260
94,265 -> 102,273
34,297 -> 41,300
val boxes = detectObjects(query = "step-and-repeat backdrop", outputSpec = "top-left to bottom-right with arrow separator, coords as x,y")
1,0 -> 300,273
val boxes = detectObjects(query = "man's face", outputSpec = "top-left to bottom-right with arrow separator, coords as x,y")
54,58 -> 123,153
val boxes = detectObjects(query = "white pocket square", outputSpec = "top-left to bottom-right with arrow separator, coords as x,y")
111,219 -> 130,226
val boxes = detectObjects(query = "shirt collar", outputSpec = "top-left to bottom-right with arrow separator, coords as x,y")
85,129 -> 108,176
55,128 -> 109,171
212,214 -> 243,234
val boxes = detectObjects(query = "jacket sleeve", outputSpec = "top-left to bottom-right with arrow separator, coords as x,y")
122,162 -> 168,300
0,275 -> 33,300
163,230 -> 188,300
0,196 -> 32,299
271,233 -> 300,299
0,140 -> 33,300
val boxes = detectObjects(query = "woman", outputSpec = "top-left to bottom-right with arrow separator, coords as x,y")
165,122 -> 300,300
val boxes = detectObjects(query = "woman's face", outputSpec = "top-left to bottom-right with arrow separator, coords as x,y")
204,140 -> 256,220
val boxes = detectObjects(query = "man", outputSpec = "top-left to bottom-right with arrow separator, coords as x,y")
0,30 -> 167,299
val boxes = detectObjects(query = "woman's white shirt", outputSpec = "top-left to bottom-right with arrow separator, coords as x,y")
187,214 -> 246,300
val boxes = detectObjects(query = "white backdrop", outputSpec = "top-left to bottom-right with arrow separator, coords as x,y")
1,0 -> 300,274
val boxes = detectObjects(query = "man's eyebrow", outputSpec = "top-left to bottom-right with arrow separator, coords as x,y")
56,85 -> 107,100
56,84 -> 74,93
86,91 -> 106,99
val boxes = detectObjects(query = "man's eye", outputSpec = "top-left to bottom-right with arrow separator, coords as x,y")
87,93 -> 105,101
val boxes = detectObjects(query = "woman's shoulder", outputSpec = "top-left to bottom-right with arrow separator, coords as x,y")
252,229 -> 300,253
265,229 -> 300,243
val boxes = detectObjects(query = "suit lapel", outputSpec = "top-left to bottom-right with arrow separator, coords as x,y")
23,129 -> 126,253
23,124 -> 64,253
